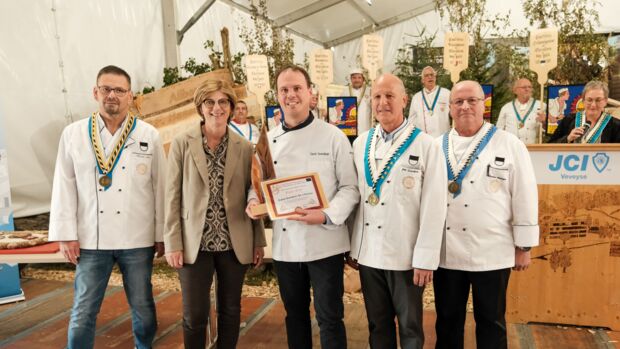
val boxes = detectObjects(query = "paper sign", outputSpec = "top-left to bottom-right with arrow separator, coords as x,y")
443,32 -> 470,84
361,34 -> 383,80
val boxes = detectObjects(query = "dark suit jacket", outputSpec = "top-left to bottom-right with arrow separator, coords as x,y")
548,113 -> 620,143
164,124 -> 266,264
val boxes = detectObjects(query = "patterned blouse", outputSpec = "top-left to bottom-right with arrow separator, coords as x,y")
200,132 -> 232,251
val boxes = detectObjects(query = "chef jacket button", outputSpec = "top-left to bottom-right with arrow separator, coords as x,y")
117,211 -> 121,214
380,202 -> 385,206
118,189 -> 122,192
447,227 -> 450,230
282,228 -> 287,232
99,210 -> 103,213
386,180 -> 391,183
365,223 -> 369,226
447,203 -> 450,207
274,161 -> 278,165
122,166 -> 126,170
464,204 -> 468,207
470,180 -> 474,184
273,139 -> 277,143
365,200 -> 368,204
98,189 -> 102,192
377,226 -> 382,229
462,228 -> 466,231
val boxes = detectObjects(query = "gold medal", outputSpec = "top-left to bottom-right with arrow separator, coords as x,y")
518,122 -> 524,129
99,175 -> 112,187
368,192 -> 379,206
402,176 -> 415,189
448,181 -> 460,194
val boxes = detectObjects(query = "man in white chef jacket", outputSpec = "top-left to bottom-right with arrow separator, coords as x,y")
349,73 -> 447,349
343,68 -> 372,134
256,65 -> 358,349
433,81 -> 539,349
408,66 -> 451,137
229,99 -> 259,145
496,78 -> 546,144
49,65 -> 165,349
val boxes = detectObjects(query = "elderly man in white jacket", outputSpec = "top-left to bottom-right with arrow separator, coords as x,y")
433,81 -> 539,349
49,65 -> 165,349
349,73 -> 447,349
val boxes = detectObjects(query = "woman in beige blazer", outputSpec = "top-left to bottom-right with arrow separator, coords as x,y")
164,79 -> 266,349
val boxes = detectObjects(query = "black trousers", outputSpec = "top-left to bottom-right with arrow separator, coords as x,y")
274,254 -> 346,349
178,250 -> 248,349
433,267 -> 511,349
359,265 -> 425,349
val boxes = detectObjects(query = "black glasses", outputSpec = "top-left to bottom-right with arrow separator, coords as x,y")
97,86 -> 129,96
203,98 -> 230,108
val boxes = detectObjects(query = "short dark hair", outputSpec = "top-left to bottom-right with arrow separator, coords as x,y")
275,64 -> 312,89
96,65 -> 131,88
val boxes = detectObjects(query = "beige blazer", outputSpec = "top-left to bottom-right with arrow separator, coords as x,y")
164,124 -> 266,265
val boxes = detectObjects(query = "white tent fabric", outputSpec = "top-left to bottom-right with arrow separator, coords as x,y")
1,0 -> 619,218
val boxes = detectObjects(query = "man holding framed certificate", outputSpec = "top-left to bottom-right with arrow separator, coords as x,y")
349,73 -> 447,348
253,65 -> 358,349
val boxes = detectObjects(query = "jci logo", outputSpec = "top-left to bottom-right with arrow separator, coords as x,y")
548,152 -> 609,173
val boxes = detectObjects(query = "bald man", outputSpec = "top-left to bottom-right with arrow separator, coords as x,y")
433,81 -> 539,349
496,78 -> 545,144
408,66 -> 451,137
349,73 -> 447,349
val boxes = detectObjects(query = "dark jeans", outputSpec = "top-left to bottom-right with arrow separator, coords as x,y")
359,265 -> 424,349
434,267 -> 511,349
178,250 -> 248,349
68,247 -> 157,349
274,254 -> 346,349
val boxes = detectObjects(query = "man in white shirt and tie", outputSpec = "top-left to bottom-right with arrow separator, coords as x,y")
496,78 -> 546,144
408,66 -> 451,137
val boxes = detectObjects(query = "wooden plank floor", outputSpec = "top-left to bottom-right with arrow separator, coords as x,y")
0,279 -> 618,348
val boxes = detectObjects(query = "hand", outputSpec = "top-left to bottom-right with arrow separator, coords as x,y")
345,256 -> 359,270
548,115 -> 558,124
245,198 -> 263,220
413,268 -> 433,287
287,208 -> 326,225
165,250 -> 184,269
535,110 -> 546,123
60,241 -> 80,265
253,247 -> 264,268
513,248 -> 531,271
154,242 -> 165,258
567,126 -> 586,143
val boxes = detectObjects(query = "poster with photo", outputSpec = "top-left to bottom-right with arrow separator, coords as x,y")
265,106 -> 283,131
545,84 -> 585,135
0,109 -> 14,231
481,84 -> 493,120
327,96 -> 358,137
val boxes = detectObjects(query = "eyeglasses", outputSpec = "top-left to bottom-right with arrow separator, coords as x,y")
203,98 -> 230,108
584,98 -> 606,104
451,97 -> 484,107
97,86 -> 129,96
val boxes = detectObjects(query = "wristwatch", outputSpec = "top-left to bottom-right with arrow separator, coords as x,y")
516,246 -> 531,252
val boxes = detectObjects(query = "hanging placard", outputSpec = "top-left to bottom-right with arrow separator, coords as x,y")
443,32 -> 469,84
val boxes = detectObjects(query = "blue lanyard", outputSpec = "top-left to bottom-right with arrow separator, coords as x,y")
442,125 -> 497,198
511,100 -> 536,125
364,125 -> 421,197
422,87 -> 441,113
229,122 -> 252,141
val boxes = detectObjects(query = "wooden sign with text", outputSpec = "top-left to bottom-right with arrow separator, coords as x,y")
245,54 -> 270,111
443,32 -> 469,84
309,49 -> 333,108
361,34 -> 383,80
529,27 -> 558,142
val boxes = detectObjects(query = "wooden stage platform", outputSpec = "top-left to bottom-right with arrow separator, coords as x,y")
0,279 -> 618,348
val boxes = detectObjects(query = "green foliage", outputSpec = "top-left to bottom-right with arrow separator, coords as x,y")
141,86 -> 155,95
238,0 -> 296,104
163,67 -> 186,87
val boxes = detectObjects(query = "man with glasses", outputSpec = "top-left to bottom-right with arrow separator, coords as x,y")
49,65 -> 165,349
433,81 -> 539,349
549,81 -> 620,143
408,66 -> 451,137
496,78 -> 546,144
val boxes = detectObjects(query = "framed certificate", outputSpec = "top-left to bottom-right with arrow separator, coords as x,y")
261,172 -> 329,220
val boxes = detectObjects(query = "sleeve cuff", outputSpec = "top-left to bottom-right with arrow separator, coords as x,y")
513,224 -> 540,247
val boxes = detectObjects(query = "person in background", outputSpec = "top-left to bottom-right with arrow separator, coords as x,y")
408,66 -> 451,137
496,78 -> 546,144
229,99 -> 260,145
343,68 -> 372,134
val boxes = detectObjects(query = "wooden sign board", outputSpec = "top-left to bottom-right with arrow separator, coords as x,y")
361,34 -> 383,80
443,32 -> 469,84
245,54 -> 270,108
529,27 -> 559,86
309,49 -> 333,109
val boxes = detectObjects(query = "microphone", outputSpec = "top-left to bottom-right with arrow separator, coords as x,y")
575,121 -> 591,143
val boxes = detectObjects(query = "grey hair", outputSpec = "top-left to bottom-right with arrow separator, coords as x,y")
582,80 -> 609,99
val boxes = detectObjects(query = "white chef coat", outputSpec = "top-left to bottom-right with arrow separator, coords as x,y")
49,115 -> 165,249
229,120 -> 259,145
408,87 -> 451,138
267,115 -> 359,262
350,121 -> 448,271
435,123 -> 539,271
344,84 -> 372,135
496,98 -> 543,144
